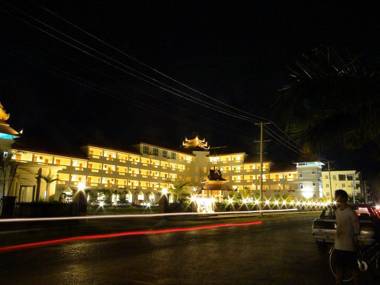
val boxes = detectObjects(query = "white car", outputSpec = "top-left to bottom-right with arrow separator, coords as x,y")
312,205 -> 378,246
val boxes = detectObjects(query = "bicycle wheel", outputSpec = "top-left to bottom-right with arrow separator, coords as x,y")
329,248 -> 354,283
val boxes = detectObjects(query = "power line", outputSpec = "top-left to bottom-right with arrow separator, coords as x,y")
1,2 -> 260,125
41,5 -> 303,150
41,6 -> 269,122
265,128 -> 303,155
1,2 -> 306,155
6,48 -> 257,144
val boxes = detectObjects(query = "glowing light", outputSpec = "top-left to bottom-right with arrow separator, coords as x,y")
375,205 -> 380,210
265,200 -> 270,206
274,200 -> 279,206
226,196 -> 234,205
161,188 -> 168,196
254,199 -> 260,205
194,197 -> 215,213
99,201 -> 105,208
189,194 -> 197,203
112,193 -> 120,206
301,186 -> 314,199
77,182 -> 86,192
0,133 -> 16,140
146,202 -> 151,208
0,209 -> 298,224
0,220 -> 263,253
282,200 -> 287,206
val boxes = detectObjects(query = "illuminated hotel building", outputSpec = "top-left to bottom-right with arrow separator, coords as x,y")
0,103 -> 360,204
4,138 -> 362,203
7,137 -> 300,203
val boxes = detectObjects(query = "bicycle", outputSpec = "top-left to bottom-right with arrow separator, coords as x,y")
329,242 -> 380,282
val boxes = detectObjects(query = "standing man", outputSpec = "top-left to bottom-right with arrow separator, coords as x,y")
334,189 -> 360,285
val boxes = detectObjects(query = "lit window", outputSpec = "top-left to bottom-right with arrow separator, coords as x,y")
153,148 -> 159,156
338,175 -> 346,181
143,145 -> 149,154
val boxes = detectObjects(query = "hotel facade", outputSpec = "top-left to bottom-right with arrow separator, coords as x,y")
4,140 -> 361,204
0,103 -> 361,205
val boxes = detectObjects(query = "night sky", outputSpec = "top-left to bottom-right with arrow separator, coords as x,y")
1,1 -> 379,167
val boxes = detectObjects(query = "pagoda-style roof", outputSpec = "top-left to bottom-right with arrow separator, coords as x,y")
182,136 -> 210,150
0,121 -> 19,136
0,102 -> 19,140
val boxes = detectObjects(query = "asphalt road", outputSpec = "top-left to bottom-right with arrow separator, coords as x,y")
0,214 -> 377,285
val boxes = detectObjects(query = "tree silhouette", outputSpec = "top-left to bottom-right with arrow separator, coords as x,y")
275,46 -> 380,167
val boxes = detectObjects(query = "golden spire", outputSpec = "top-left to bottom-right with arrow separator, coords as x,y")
0,102 -> 10,121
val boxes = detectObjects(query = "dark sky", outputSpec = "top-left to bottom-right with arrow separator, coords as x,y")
0,1 -> 379,164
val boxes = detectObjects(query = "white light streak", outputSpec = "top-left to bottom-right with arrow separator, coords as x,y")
0,209 -> 299,223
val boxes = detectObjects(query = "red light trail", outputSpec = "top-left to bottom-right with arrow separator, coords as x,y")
0,220 -> 262,253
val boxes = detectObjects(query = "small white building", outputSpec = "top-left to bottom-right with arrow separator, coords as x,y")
296,162 -> 324,199
321,170 -> 360,199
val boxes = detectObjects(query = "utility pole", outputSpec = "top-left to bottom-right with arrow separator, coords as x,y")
326,161 -> 334,203
255,122 -> 270,213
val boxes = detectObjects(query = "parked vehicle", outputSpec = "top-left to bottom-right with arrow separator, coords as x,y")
312,204 -> 380,246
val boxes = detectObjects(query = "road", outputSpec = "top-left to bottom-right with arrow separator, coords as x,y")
0,214 -> 377,285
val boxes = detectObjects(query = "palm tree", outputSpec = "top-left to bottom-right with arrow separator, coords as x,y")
169,182 -> 190,203
275,46 -> 380,164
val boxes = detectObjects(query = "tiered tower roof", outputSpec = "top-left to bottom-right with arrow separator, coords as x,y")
182,136 -> 210,150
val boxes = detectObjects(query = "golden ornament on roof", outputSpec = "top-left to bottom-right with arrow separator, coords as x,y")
182,136 -> 210,150
0,102 -> 10,121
